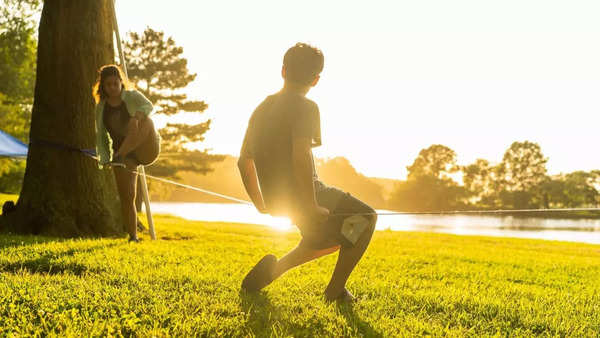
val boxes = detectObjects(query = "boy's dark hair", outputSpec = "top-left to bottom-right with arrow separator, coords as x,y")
283,43 -> 324,86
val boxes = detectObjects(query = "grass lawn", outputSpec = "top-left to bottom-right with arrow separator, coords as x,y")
0,215 -> 598,336
0,193 -> 17,211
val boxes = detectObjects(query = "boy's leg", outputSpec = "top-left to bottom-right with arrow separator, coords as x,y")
242,243 -> 339,292
272,243 -> 340,280
324,214 -> 377,300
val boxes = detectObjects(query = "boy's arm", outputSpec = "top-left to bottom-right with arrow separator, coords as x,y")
237,129 -> 267,213
238,157 -> 267,213
292,137 -> 329,222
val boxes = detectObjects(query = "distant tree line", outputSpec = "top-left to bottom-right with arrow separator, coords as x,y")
388,142 -> 600,212
147,143 -> 599,216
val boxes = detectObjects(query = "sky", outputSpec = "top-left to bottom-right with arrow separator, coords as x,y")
115,0 -> 600,180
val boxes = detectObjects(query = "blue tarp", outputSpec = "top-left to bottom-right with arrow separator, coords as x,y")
0,129 -> 28,158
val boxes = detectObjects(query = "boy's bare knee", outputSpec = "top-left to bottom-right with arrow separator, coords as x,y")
367,212 -> 377,233
371,213 -> 378,225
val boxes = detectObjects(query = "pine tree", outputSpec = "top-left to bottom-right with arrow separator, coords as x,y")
123,27 -> 223,181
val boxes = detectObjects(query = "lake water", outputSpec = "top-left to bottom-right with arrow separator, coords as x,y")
150,202 -> 600,245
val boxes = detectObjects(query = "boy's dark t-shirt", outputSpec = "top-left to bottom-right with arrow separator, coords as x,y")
243,90 -> 321,216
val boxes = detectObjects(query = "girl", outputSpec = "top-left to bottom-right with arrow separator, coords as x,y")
93,65 -> 160,242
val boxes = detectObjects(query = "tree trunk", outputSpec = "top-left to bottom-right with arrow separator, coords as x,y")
1,0 -> 124,236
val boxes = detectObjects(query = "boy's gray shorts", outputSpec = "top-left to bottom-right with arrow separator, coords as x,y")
295,181 -> 375,250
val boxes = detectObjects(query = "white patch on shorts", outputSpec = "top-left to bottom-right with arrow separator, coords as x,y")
341,215 -> 370,245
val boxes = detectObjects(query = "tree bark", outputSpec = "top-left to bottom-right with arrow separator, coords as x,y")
1,0 -> 124,236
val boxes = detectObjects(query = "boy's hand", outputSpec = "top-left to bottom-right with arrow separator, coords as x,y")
308,204 -> 330,223
256,205 -> 268,214
295,204 -> 330,233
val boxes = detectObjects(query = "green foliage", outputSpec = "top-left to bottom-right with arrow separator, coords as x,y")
496,141 -> 548,208
390,141 -> 598,212
390,145 -> 466,211
388,175 -> 467,212
0,0 -> 39,101
0,95 -> 30,193
407,144 -> 458,180
462,158 -> 501,208
0,160 -> 25,194
0,0 -> 37,138
0,93 -> 31,142
0,0 -> 40,28
150,121 -> 224,179
0,216 -> 597,335
540,171 -> 600,208
562,171 -> 600,207
123,27 -> 206,116
317,157 -> 386,209
499,141 -> 548,192
162,156 -> 250,203
0,0 -> 39,194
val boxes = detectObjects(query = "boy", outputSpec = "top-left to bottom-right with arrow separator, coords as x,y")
238,43 -> 377,302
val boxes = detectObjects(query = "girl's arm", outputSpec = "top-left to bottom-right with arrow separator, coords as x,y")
132,90 -> 154,117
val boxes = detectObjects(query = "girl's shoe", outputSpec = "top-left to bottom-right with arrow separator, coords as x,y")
128,236 -> 141,243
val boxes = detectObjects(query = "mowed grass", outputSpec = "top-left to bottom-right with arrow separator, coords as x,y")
0,193 -> 17,210
0,215 -> 598,337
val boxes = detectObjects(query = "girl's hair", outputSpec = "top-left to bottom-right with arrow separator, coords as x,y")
92,64 -> 130,103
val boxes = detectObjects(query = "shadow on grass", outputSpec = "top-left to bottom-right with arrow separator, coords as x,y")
0,232 -> 130,250
0,235 -> 70,250
336,301 -> 383,337
239,291 -> 281,336
239,290 -> 383,337
159,235 -> 195,241
0,242 -> 121,275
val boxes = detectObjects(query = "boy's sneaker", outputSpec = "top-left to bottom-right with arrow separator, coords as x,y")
326,288 -> 356,304
241,254 -> 277,292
